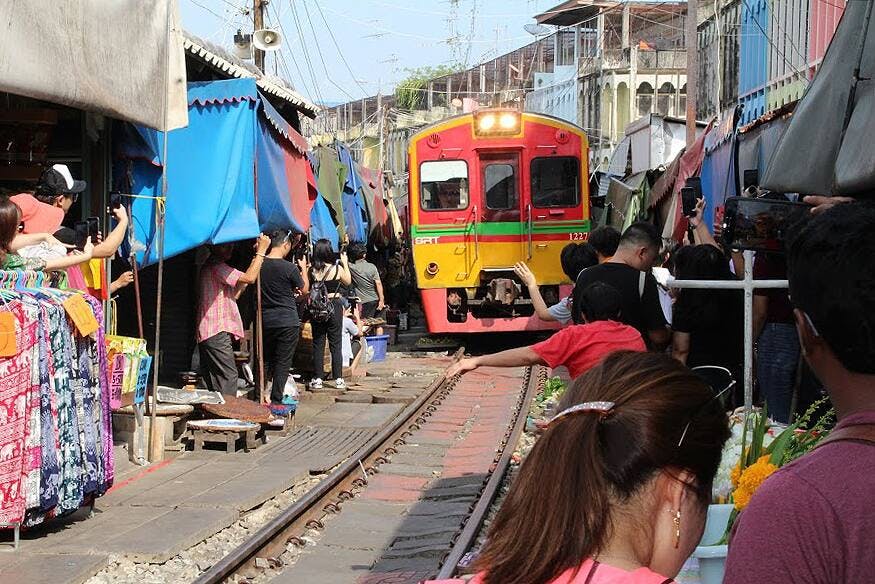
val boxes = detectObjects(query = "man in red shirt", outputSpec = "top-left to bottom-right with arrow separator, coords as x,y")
724,202 -> 875,584
446,282 -> 645,380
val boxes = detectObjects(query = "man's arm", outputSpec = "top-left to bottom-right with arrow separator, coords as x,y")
45,239 -> 93,271
513,262 -> 556,321
296,257 -> 310,295
753,294 -> 768,341
647,327 -> 671,348
446,346 -> 545,378
643,273 -> 671,349
672,331 -> 690,365
375,276 -> 386,310
237,234 -> 271,285
92,208 -> 129,259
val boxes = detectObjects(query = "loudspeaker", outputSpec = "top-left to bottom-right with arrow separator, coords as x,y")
253,29 -> 283,52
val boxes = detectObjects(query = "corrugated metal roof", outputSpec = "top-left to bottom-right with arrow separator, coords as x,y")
183,33 -> 319,118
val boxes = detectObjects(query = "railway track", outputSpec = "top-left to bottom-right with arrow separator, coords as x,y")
194,352 -> 543,584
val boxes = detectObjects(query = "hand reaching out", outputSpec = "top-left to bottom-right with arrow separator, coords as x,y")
513,262 -> 537,288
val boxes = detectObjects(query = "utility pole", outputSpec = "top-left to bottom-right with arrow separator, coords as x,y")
253,0 -> 266,72
686,0 -> 698,147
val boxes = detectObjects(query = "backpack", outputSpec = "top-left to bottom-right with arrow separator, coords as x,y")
307,267 -> 334,323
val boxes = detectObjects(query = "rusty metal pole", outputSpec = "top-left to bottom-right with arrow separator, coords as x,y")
148,0 -> 173,462
128,207 -> 144,340
686,0 -> 698,147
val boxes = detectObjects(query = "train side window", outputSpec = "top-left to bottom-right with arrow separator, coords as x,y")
420,160 -> 469,211
484,164 -> 517,210
531,157 -> 579,208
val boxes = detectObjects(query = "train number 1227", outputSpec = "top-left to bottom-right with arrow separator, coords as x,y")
568,232 -> 587,241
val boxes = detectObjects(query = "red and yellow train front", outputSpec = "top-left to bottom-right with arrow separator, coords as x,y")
409,110 -> 590,334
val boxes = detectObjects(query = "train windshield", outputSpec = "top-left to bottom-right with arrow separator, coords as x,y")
531,156 -> 579,207
421,160 -> 469,210
484,163 -> 517,210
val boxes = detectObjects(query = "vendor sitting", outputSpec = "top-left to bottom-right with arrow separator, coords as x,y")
446,282 -> 646,380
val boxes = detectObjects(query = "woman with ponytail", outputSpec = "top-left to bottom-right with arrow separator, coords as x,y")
437,351 -> 730,584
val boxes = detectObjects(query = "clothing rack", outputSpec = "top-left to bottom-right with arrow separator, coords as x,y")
0,272 -> 112,550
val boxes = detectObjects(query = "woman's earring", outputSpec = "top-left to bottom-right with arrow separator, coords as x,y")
673,510 -> 682,549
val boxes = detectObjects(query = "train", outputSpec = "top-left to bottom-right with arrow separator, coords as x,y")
407,109 -> 591,334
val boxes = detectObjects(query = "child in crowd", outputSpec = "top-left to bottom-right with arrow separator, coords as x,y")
447,282 -> 645,380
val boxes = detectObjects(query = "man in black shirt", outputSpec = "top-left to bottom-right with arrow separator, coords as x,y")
571,222 -> 669,348
260,231 -> 309,404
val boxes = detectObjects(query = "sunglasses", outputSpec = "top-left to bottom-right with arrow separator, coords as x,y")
677,366 -> 736,448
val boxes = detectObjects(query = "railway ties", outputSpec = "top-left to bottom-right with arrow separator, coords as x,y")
206,360 -> 542,584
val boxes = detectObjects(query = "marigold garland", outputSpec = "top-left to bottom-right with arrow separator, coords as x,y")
732,454 -> 779,511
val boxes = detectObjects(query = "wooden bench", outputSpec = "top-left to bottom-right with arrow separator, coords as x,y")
187,419 -> 262,453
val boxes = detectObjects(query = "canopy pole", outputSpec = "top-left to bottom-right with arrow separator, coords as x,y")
128,203 -> 144,339
149,0 -> 173,462
254,124 -> 266,405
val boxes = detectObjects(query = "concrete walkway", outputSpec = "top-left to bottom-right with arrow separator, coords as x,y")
0,354 -> 447,584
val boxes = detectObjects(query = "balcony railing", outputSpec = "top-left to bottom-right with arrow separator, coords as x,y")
638,49 -> 687,70
578,48 -> 687,76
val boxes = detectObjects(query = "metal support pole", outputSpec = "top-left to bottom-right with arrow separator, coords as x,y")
149,0 -> 173,462
742,249 -> 755,414
667,251 -> 785,413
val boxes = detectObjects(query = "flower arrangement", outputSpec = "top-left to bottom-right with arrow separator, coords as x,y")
714,398 -> 835,541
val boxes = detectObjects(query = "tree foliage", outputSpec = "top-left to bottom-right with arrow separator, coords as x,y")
395,64 -> 463,110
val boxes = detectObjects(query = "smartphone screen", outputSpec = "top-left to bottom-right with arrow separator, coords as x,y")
86,217 -> 99,238
722,196 -> 811,252
681,187 -> 698,218
73,221 -> 90,250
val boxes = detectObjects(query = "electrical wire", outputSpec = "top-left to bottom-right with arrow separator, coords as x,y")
739,0 -> 807,80
310,0 -> 371,97
287,0 -> 329,106
267,2 -> 318,102
299,0 -> 359,101
188,0 -> 225,20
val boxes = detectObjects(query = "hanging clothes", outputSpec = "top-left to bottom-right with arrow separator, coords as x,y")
314,146 -> 348,238
0,273 -> 113,528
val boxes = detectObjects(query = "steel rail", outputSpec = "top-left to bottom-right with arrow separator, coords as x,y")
193,348 -> 464,584
436,364 -> 544,579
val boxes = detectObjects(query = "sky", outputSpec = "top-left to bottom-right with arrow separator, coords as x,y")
179,0 -> 561,105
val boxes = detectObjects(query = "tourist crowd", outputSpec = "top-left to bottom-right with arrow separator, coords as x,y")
444,197 -> 874,584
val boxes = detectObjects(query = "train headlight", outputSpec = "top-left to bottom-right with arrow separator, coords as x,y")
426,262 -> 439,276
474,110 -> 520,135
478,114 -> 496,132
499,112 -> 518,130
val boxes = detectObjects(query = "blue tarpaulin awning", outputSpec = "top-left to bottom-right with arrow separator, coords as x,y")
117,78 -> 311,266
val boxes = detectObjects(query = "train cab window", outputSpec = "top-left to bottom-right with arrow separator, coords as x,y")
531,157 -> 580,208
484,164 -> 517,209
420,160 -> 469,211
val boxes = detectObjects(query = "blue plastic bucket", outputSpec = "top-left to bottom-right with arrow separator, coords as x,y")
365,334 -> 390,362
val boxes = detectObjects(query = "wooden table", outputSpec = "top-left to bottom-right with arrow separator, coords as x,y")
187,419 -> 262,453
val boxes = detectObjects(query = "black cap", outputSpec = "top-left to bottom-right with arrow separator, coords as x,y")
36,164 -> 86,197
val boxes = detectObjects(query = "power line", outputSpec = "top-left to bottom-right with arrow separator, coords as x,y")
287,0 -> 329,106
310,0 -> 371,97
299,0 -> 359,101
267,2 -> 317,101
739,0 -> 807,81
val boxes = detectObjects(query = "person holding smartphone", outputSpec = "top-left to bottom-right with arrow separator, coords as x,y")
308,238 -> 352,390
260,230 -> 309,404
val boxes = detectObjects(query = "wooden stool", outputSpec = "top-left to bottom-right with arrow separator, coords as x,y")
187,419 -> 261,453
